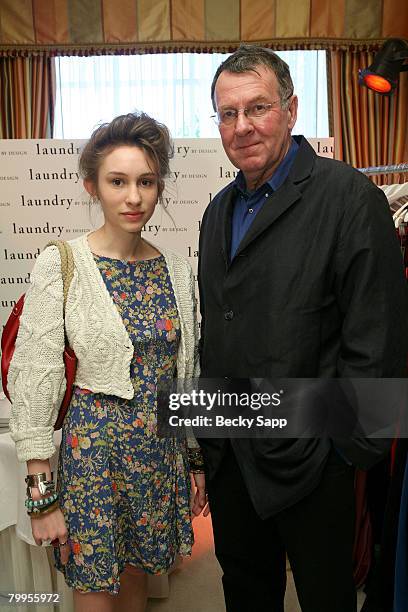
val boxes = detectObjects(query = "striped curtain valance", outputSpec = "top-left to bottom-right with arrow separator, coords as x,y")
0,0 -> 407,56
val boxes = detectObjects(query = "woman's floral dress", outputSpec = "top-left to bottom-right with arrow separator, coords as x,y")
54,255 -> 193,594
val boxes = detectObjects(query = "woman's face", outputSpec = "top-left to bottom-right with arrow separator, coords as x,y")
85,145 -> 159,235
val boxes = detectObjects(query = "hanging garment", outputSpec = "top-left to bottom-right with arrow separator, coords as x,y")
394,461 -> 408,611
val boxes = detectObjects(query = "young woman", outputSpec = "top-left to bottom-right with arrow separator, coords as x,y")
8,112 -> 206,612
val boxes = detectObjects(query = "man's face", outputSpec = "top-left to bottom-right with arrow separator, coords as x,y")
214,66 -> 298,190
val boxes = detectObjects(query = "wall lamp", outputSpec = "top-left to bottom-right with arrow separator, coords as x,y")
359,38 -> 408,94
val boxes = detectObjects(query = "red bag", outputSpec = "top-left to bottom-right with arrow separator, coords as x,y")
1,241 -> 77,430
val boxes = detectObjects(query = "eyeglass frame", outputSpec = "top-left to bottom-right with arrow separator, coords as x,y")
211,93 -> 293,127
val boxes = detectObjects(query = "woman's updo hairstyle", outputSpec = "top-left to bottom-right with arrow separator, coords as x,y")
79,111 -> 174,198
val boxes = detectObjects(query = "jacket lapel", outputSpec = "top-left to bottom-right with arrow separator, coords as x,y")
233,136 -> 316,258
219,187 -> 236,268
234,182 -> 302,257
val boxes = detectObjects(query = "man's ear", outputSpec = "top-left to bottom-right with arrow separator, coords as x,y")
288,95 -> 298,131
83,178 -> 97,198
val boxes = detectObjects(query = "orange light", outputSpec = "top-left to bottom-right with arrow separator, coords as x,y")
363,73 -> 392,93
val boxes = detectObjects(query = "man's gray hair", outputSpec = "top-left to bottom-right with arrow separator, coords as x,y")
211,44 -> 294,111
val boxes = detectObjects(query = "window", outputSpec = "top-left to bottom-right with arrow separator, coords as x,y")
54,52 -> 328,139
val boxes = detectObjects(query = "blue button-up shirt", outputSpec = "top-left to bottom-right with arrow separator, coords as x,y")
230,138 -> 299,259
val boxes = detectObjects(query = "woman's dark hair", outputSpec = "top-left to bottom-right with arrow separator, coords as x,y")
79,111 -> 174,198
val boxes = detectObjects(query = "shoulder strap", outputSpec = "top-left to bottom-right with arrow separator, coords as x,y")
45,240 -> 74,312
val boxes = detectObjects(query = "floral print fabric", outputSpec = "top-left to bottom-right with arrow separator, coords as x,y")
54,255 -> 193,593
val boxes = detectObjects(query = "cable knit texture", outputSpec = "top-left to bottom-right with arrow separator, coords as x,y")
8,234 -> 199,462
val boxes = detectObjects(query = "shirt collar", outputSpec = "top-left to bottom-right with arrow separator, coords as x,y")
234,137 -> 299,197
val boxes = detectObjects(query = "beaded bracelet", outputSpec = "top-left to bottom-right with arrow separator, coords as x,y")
25,492 -> 59,510
28,500 -> 59,519
187,447 -> 205,473
188,447 -> 204,458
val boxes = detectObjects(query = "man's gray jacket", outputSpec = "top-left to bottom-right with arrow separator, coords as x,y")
197,135 -> 408,518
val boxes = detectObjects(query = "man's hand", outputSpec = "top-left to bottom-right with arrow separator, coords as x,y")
190,472 -> 210,517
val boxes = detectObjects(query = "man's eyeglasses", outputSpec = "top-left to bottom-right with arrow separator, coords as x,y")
211,97 -> 292,127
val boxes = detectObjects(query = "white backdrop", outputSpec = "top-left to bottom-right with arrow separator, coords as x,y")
0,137 -> 334,339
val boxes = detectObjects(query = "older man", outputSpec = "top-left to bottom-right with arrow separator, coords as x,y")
197,45 -> 407,612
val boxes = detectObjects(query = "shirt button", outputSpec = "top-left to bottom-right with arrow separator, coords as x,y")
126,267 -> 131,274
248,208 -> 253,214
224,310 -> 234,321
265,193 -> 269,197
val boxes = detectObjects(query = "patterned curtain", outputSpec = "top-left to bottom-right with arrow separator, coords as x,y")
0,0 -> 407,55
328,49 -> 408,184
0,55 -> 55,138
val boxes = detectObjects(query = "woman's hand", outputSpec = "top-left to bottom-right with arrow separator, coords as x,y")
31,508 -> 71,565
190,472 -> 210,517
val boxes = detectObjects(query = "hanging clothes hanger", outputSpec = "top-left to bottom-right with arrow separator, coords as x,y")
356,164 -> 408,224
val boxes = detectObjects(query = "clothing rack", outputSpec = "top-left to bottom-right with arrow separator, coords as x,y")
358,162 -> 408,176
